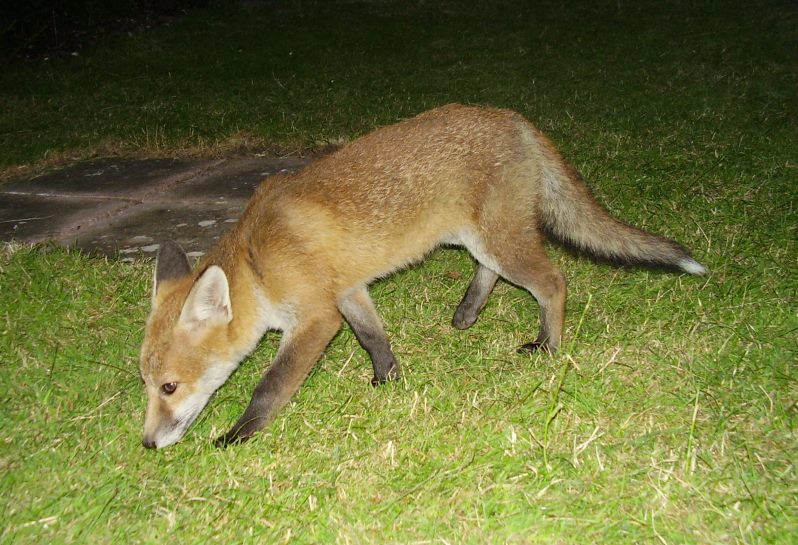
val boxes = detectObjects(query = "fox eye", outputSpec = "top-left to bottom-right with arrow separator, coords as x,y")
161,382 -> 178,395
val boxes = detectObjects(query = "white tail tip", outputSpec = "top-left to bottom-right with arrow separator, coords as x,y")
679,258 -> 707,275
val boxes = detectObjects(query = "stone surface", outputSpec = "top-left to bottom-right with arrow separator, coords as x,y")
0,155 -> 314,257
0,193 -> 128,241
2,158 -> 208,197
71,203 -> 244,259
164,157 -> 309,203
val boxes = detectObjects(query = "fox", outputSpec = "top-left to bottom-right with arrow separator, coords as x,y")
139,104 -> 706,449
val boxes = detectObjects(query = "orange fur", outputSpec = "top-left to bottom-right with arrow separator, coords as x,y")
139,104 -> 705,448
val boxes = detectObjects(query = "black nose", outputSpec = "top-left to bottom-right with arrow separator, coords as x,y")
142,437 -> 157,449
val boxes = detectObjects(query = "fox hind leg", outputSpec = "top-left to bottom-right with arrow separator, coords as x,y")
465,229 -> 566,353
452,264 -> 499,329
338,287 -> 400,385
503,247 -> 565,353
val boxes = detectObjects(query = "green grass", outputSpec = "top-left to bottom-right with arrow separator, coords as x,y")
1,0 -> 797,543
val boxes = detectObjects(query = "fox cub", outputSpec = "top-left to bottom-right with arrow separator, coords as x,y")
139,104 -> 705,449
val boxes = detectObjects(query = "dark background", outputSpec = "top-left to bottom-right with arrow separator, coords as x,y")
2,0 -> 218,62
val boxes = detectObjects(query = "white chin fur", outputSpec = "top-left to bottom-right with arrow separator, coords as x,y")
679,258 -> 707,275
153,391 -> 212,448
152,426 -> 188,449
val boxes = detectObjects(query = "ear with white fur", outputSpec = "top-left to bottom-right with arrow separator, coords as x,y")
179,266 -> 233,328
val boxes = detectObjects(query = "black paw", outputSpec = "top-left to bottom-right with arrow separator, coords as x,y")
214,430 -> 251,448
451,311 -> 477,330
517,341 -> 550,354
371,365 -> 400,387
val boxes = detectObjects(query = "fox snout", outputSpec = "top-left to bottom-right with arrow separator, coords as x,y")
141,425 -> 182,449
142,412 -> 192,449
141,378 -> 222,448
142,391 -> 190,449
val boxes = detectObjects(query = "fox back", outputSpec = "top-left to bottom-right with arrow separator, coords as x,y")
139,104 -> 705,448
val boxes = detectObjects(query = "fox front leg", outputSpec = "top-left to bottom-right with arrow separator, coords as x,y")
338,286 -> 400,386
452,264 -> 499,330
215,312 -> 341,447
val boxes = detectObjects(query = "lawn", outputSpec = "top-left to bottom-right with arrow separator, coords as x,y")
1,1 -> 797,543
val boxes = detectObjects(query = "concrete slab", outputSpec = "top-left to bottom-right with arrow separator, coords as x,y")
0,154 -> 319,258
70,202 -> 246,259
0,193 -> 128,241
2,157 -> 211,197
163,156 -> 310,203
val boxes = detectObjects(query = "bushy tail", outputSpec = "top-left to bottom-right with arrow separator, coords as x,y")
539,157 -> 706,275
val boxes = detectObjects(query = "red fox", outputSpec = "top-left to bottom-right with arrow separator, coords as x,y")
139,104 -> 705,449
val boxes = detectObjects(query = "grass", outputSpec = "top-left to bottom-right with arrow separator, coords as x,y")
1,0 -> 797,543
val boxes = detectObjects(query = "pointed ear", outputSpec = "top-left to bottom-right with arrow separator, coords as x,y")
153,241 -> 192,303
178,265 -> 233,329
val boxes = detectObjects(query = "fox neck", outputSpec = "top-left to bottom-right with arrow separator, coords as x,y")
208,254 -> 291,367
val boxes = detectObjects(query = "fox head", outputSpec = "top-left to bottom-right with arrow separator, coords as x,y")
139,242 -> 237,449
